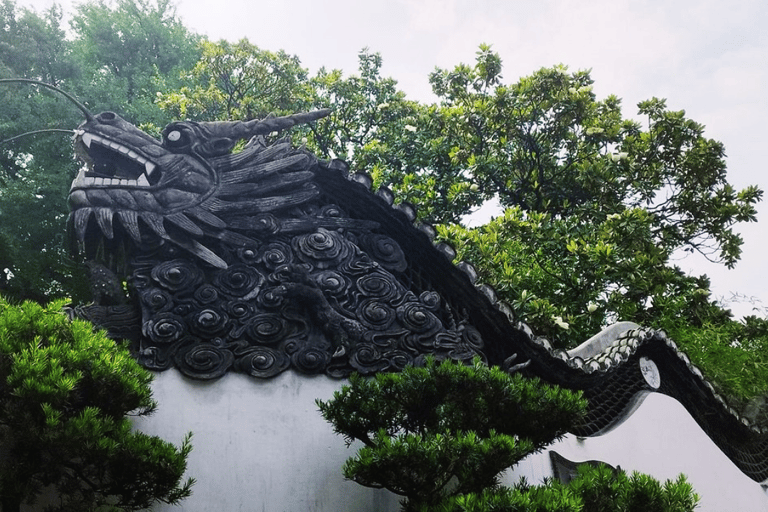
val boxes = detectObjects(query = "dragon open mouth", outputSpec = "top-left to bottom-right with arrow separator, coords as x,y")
68,127 -> 180,262
73,130 -> 160,188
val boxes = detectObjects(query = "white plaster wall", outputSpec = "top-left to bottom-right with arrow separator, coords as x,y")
134,370 -> 768,512
509,393 -> 768,512
133,370 -> 400,512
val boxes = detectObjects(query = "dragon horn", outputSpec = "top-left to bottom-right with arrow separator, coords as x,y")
197,109 -> 332,141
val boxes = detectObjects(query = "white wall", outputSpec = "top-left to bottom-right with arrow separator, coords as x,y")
135,371 -> 768,512
133,370 -> 400,512
509,393 -> 768,511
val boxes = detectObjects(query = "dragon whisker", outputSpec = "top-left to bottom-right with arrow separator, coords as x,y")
0,128 -> 77,145
0,78 -> 95,122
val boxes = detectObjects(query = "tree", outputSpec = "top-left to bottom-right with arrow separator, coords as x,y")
437,207 -> 732,348
157,38 -> 308,121
0,1 -> 89,303
0,295 -> 193,512
302,49 -> 421,167
69,0 -> 201,126
390,48 -> 761,269
353,46 -> 766,415
318,357 -> 699,512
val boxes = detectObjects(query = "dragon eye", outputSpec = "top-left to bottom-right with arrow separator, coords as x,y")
162,124 -> 194,150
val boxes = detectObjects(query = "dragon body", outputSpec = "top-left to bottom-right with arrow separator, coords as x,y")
67,109 -> 486,379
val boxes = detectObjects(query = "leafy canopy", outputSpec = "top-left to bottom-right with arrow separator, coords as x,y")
0,296 -> 193,511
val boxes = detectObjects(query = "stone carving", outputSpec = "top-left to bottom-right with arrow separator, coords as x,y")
6,79 -> 768,484
67,108 -> 484,379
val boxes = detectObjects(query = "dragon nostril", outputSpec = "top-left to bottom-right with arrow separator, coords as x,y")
98,112 -> 117,122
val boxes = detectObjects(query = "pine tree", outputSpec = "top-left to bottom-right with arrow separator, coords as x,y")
0,296 -> 193,512
317,357 -> 698,512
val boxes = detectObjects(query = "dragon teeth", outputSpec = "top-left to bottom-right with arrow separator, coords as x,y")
81,132 -> 94,148
79,131 -> 156,176
75,176 -> 153,188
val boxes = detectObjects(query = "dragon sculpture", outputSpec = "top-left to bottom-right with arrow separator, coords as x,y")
64,103 -> 489,380
3,79 -> 768,484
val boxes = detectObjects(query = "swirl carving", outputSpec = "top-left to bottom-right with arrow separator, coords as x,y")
189,308 -> 229,338
234,347 -> 290,378
140,287 -> 174,313
123,187 -> 485,380
244,314 -> 293,346
214,264 -> 264,299
256,286 -> 287,310
360,233 -> 407,272
313,270 -> 349,297
293,228 -> 352,268
236,244 -> 261,265
397,301 -> 441,335
175,342 -> 234,380
151,259 -> 203,293
194,284 -> 219,304
290,345 -> 331,374
356,299 -> 396,330
357,271 -> 399,301
349,343 -> 388,373
144,313 -> 185,345
259,242 -> 293,270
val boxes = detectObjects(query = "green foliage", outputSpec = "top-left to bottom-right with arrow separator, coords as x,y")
437,207 -> 729,349
436,464 -> 699,512
320,358 -> 699,512
156,38 -> 307,121
0,1 -> 90,302
564,464 -> 699,512
435,465 -> 698,512
303,49 -> 421,168
69,0 -> 201,126
660,318 -> 768,421
0,295 -> 193,511
435,483 -> 581,512
413,52 -> 761,267
318,357 -> 587,511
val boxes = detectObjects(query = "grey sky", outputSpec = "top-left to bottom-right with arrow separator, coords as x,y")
20,0 -> 768,318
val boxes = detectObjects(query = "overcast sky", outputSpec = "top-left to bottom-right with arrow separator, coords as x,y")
21,0 -> 768,318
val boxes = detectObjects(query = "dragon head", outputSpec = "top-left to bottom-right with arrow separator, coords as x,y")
68,108 -> 331,269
